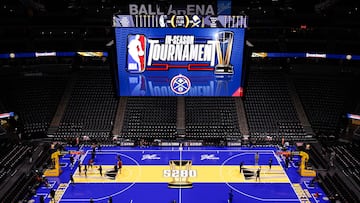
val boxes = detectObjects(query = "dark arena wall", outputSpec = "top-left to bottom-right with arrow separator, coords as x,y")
1,0 -> 360,202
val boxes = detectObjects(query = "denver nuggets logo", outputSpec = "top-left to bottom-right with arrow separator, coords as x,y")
170,74 -> 191,95
165,160 -> 194,188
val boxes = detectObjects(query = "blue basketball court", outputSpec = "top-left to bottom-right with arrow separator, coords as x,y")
31,146 -> 329,203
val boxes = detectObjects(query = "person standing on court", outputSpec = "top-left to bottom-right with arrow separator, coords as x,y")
70,173 -> 75,185
89,158 -> 94,169
84,164 -> 87,177
99,165 -> 103,176
91,150 -> 96,161
255,152 -> 259,165
268,157 -> 273,169
285,156 -> 290,169
228,189 -> 233,203
118,159 -> 123,174
78,162 -> 82,175
90,198 -> 94,203
256,167 -> 261,182
70,155 -> 75,169
240,161 -> 244,173
39,195 -> 45,203
50,189 -> 56,202
108,196 -> 113,203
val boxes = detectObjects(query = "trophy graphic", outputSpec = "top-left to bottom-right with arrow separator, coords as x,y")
168,160 -> 193,188
215,31 -> 234,74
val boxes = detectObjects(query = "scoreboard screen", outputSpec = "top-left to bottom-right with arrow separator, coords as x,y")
114,15 -> 247,96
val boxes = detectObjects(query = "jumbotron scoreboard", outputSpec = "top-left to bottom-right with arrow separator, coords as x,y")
113,15 -> 248,96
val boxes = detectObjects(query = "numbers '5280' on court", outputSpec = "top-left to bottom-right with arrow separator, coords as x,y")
163,169 -> 197,178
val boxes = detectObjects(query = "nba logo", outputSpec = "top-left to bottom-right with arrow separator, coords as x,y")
127,34 -> 146,73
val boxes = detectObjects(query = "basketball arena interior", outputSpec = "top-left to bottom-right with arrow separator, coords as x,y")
1,0 -> 360,203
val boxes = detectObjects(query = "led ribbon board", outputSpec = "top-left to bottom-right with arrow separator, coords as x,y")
114,15 -> 247,96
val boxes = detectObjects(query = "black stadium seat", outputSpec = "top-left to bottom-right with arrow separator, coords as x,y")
120,97 -> 177,140
293,75 -> 349,137
185,97 -> 241,143
56,69 -> 118,140
244,71 -> 306,144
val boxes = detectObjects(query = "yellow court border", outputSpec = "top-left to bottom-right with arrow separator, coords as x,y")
73,165 -> 290,183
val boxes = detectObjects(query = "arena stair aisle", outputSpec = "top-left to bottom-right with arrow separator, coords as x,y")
48,73 -> 79,136
286,74 -> 315,141
112,97 -> 127,136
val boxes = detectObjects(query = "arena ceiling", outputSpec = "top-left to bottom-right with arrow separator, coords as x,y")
0,0 -> 359,53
